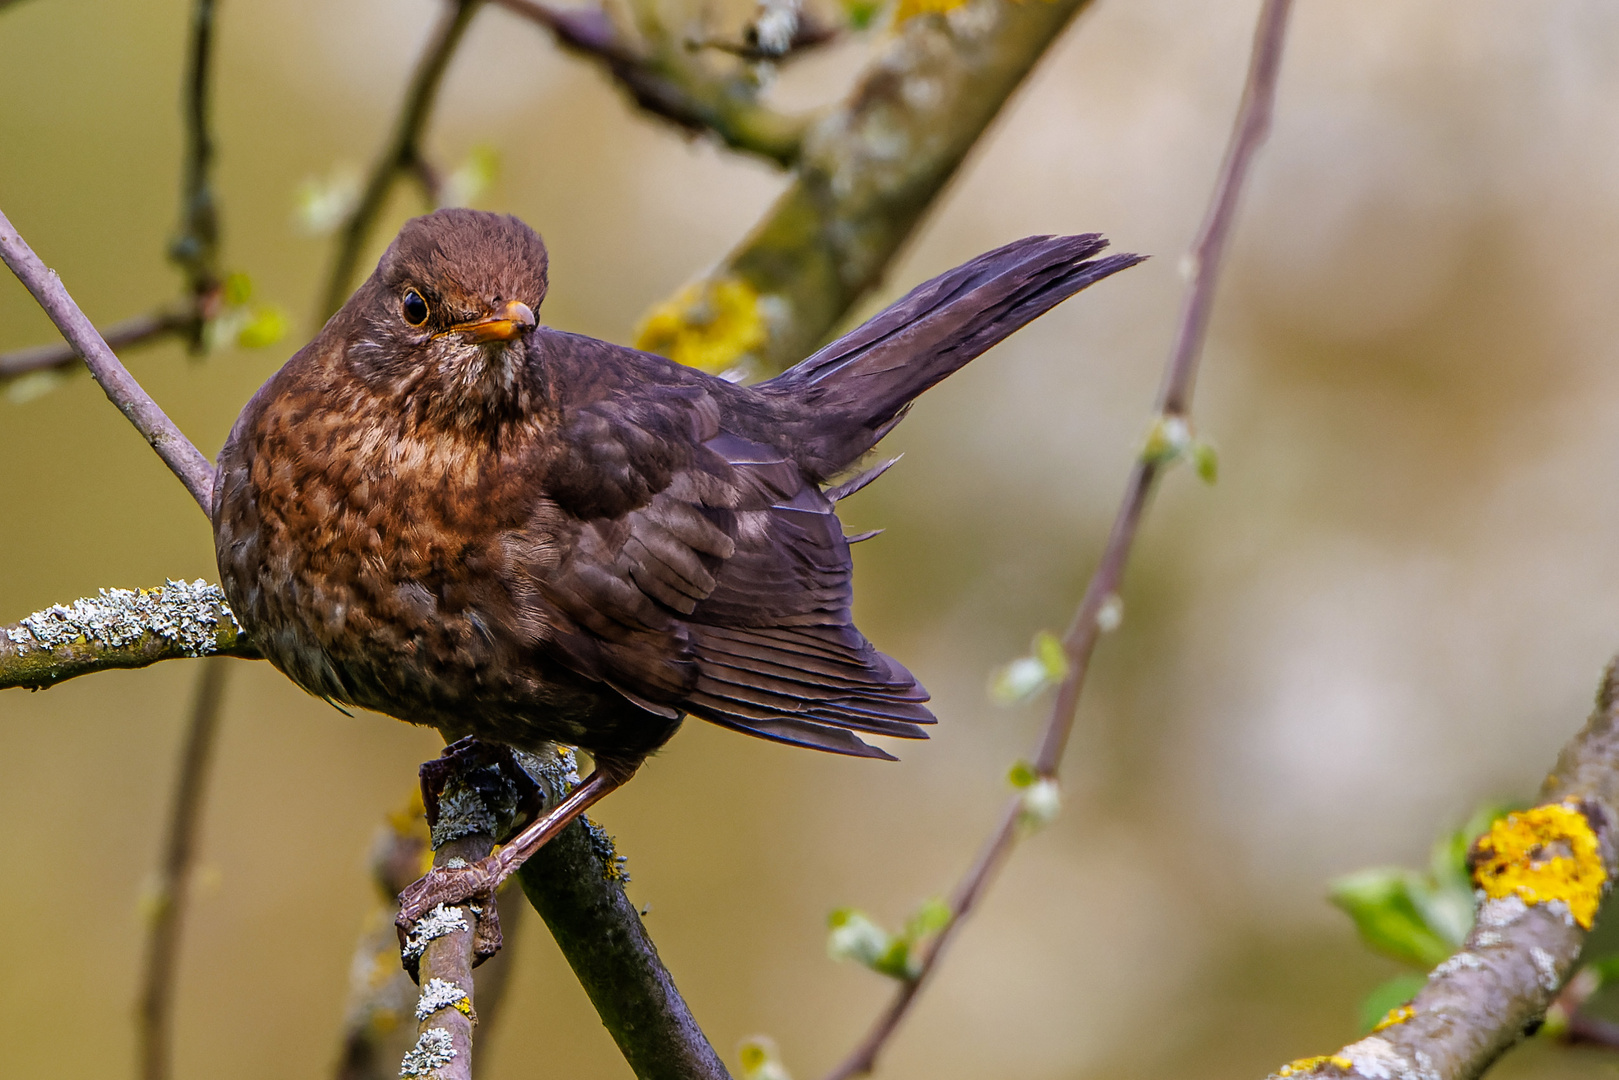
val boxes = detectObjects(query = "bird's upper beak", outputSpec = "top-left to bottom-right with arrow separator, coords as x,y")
449,299 -> 537,343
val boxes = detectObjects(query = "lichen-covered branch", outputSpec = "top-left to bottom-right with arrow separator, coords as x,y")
0,581 -> 258,691
494,0 -> 811,167
318,0 -> 483,319
138,659 -> 230,1080
0,206 -> 217,512
634,0 -> 1103,378
820,3 -> 1294,1076
1262,658 -> 1619,1080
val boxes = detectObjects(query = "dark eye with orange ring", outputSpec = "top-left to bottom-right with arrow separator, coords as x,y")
402,289 -> 429,326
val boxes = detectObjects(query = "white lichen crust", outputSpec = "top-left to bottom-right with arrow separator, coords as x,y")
399,1028 -> 458,1077
5,579 -> 239,656
414,977 -> 469,1022
1340,1035 -> 1439,1080
401,904 -> 470,962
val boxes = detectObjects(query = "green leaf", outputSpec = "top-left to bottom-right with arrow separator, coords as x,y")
990,632 -> 1068,704
1032,630 -> 1069,682
1358,973 -> 1427,1033
1191,441 -> 1218,484
5,367 -> 70,404
905,897 -> 951,941
237,305 -> 289,350
990,657 -> 1047,704
1329,868 -> 1457,969
295,166 -> 362,236
841,0 -> 882,30
1141,414 -> 1192,466
827,908 -> 892,971
222,271 -> 253,307
738,1036 -> 793,1080
441,145 -> 501,209
1016,776 -> 1061,831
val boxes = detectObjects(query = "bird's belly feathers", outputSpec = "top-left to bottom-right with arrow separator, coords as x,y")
213,418 -> 612,749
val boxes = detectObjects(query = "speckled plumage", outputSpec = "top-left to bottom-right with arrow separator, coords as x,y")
213,209 -> 1140,770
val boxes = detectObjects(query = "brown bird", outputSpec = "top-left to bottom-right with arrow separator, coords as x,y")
212,209 -> 1140,932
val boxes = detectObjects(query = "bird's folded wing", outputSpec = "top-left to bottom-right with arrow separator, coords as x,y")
530,387 -> 932,757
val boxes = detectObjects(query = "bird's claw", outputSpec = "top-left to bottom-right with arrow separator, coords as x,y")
395,859 -> 505,976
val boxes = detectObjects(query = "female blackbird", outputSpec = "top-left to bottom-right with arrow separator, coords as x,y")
212,209 -> 1139,926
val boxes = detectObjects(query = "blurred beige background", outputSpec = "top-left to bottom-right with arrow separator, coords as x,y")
6,0 -> 1619,1076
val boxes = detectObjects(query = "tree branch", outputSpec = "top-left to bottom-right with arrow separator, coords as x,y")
515,770 -> 730,1079
1260,657 -> 1619,1080
168,0 -> 221,320
137,659 -> 230,1080
318,0 -> 484,320
0,581 -> 258,691
821,2 -> 1295,1076
634,0 -> 1105,378
0,309 -> 192,381
3,0 -> 223,384
0,206 -> 218,512
493,0 -> 810,167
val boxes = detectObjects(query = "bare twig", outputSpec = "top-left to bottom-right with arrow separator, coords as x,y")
319,0 -> 483,319
0,309 -> 192,380
821,3 -> 1296,1077
137,659 -> 230,1080
493,0 -> 809,166
1254,657 -> 1619,1079
4,0 -> 221,383
0,581 -> 258,691
0,207 -> 218,512
168,0 -> 221,320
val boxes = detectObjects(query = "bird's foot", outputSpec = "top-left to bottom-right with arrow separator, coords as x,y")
396,857 -> 507,974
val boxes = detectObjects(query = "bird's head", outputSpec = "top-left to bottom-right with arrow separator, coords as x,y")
341,208 -> 550,429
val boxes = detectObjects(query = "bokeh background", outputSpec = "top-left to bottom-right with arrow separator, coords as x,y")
6,0 -> 1619,1076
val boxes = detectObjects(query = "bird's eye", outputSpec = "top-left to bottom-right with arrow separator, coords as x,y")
401,289 -> 430,326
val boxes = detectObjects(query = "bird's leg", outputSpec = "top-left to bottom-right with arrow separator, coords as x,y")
396,755 -> 639,931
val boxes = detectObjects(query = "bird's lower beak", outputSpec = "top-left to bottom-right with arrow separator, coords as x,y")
452,300 -> 537,343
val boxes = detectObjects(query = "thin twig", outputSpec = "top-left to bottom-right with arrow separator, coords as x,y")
821,3 -> 1295,1076
0,207 -> 217,512
169,0 -> 221,324
137,659 -> 230,1080
319,0 -> 483,319
493,0 -> 809,166
0,309 -> 191,379
4,0 -> 222,383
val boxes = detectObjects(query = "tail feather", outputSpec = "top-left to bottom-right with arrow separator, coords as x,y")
761,235 -> 1143,475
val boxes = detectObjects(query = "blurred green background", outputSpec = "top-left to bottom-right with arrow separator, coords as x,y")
6,0 -> 1619,1076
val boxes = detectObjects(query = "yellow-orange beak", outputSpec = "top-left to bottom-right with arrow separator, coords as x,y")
450,300 -> 536,343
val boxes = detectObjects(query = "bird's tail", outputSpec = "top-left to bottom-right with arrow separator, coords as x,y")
759,235 -> 1143,475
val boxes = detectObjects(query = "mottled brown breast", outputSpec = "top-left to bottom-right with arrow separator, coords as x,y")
212,360 -> 559,732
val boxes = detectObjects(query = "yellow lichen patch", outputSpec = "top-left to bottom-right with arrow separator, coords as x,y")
1371,1004 -> 1415,1033
634,276 -> 767,374
1275,1055 -> 1351,1077
454,997 -> 476,1021
894,0 -> 969,21
1472,802 -> 1606,929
